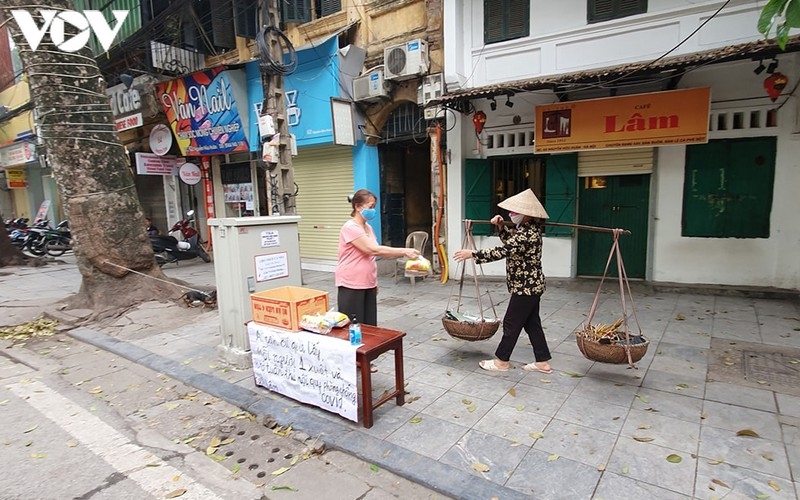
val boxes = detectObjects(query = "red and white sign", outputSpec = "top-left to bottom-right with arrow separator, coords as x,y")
0,142 -> 36,168
149,124 -> 173,156
135,152 -> 177,175
115,112 -> 143,132
179,162 -> 202,185
5,169 -> 27,188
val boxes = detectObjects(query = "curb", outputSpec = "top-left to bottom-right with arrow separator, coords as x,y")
68,327 -> 531,500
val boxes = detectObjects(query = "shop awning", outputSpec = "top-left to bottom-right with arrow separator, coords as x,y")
436,36 -> 800,108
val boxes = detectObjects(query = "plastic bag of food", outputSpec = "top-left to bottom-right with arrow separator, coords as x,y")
324,309 -> 350,328
300,314 -> 333,334
405,256 -> 431,276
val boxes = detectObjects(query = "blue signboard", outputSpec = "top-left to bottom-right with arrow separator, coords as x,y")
284,36 -> 341,147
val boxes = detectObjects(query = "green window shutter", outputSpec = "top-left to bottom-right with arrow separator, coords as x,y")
211,0 -> 237,49
682,138 -> 775,238
465,159 -> 493,236
283,0 -> 311,23
234,0 -> 258,39
545,153 -> 578,236
319,0 -> 342,17
507,0 -> 530,40
484,1 -> 506,44
485,0 -> 529,44
588,0 -> 646,23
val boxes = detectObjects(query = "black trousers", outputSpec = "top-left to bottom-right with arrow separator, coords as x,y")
337,286 -> 378,326
495,294 -> 551,363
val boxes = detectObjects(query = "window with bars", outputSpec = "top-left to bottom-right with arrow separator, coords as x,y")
283,0 -> 342,24
484,0 -> 530,44
588,0 -> 647,23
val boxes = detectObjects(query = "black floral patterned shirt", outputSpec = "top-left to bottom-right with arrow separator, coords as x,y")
473,220 -> 546,296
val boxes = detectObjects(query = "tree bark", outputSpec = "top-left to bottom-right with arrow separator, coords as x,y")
3,1 -> 179,309
0,231 -> 27,267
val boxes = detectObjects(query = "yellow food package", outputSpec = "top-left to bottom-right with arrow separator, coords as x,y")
405,256 -> 431,273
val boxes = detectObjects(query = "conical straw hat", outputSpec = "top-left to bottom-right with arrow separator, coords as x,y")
497,189 -> 549,219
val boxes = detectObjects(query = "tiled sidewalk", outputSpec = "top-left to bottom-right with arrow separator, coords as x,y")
3,256 -> 799,499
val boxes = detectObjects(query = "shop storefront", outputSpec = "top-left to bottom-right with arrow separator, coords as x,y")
156,66 -> 252,235
0,140 -> 52,221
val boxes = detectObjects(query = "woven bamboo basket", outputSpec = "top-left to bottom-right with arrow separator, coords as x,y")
575,333 -> 649,364
442,317 -> 500,342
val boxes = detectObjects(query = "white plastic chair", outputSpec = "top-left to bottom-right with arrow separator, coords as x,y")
394,231 -> 429,284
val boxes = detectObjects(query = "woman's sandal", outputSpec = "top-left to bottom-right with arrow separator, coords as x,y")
479,359 -> 510,372
522,362 -> 553,374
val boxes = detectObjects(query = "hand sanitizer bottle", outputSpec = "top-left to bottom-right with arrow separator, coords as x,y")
349,316 -> 361,345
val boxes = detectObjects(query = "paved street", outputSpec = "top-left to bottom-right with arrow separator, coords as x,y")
1,253 -> 800,499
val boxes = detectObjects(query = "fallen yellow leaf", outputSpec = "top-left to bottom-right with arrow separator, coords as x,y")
768,479 -> 780,491
735,429 -> 760,438
711,478 -> 730,489
471,462 -> 490,472
165,488 -> 186,498
547,454 -> 559,462
508,388 -> 516,397
271,467 -> 291,476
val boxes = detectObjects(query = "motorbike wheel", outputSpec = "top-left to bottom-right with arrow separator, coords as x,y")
197,245 -> 212,263
45,239 -> 66,257
27,239 -> 48,256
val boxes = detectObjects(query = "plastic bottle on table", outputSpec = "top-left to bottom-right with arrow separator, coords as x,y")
349,316 -> 361,345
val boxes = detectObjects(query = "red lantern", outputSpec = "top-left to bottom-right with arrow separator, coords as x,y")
472,110 -> 487,134
764,72 -> 788,102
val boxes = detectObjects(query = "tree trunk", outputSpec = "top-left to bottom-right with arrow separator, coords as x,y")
3,0 -> 179,310
0,230 -> 27,267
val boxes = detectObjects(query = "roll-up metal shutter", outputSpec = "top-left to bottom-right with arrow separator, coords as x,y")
577,148 -> 654,177
293,145 -> 353,261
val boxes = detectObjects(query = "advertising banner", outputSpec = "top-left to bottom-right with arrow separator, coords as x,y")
157,67 -> 249,156
0,141 -> 36,168
6,169 -> 27,188
135,152 -> 178,175
534,87 -> 711,153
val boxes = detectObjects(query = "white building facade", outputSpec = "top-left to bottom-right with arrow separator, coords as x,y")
441,0 -> 800,290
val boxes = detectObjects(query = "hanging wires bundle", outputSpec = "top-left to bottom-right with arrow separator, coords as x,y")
256,25 -> 297,76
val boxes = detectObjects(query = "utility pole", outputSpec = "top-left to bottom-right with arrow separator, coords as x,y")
260,0 -> 295,215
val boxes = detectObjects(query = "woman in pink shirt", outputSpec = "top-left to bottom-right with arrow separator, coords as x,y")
335,189 -> 420,326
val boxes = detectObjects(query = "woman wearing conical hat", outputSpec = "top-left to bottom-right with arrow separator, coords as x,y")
454,189 -> 553,374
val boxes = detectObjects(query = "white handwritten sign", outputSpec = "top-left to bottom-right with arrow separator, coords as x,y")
247,322 -> 358,422
254,252 -> 289,282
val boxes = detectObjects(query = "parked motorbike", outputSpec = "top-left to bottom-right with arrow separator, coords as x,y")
150,210 -> 211,266
20,219 -> 54,256
39,220 -> 73,256
5,217 -> 29,233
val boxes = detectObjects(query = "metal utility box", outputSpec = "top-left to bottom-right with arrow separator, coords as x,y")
208,215 -> 302,368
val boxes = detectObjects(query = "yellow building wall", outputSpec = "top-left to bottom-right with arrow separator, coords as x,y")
0,80 -> 34,144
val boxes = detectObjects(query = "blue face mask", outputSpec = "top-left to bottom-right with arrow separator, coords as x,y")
360,208 -> 377,221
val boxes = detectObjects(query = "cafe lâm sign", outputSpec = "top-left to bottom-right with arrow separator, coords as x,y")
534,87 -> 710,153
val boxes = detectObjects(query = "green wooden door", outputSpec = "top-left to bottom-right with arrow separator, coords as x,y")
577,174 -> 650,278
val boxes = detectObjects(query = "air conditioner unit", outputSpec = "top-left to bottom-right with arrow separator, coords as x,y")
384,39 -> 429,81
353,69 -> 389,102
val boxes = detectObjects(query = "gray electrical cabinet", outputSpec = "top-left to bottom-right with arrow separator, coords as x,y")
208,215 -> 302,368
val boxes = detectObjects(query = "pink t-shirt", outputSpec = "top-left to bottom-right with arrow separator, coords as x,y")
335,219 -> 378,289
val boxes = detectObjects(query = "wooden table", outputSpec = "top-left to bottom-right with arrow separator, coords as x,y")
329,324 -> 406,428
